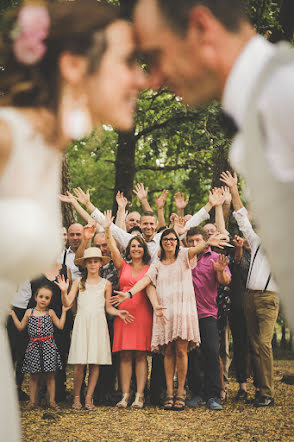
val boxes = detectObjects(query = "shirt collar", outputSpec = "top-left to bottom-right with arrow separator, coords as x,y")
198,247 -> 212,259
222,35 -> 274,129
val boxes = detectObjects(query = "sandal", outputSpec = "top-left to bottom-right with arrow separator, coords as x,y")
49,401 -> 59,409
85,395 -> 95,410
163,395 -> 174,410
72,396 -> 82,409
173,395 -> 186,411
116,393 -> 129,408
25,401 -> 36,410
131,393 -> 144,409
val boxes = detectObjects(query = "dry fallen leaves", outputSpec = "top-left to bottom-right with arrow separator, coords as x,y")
21,360 -> 294,441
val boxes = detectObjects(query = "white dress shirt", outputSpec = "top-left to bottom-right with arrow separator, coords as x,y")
57,247 -> 81,280
12,280 -> 32,309
91,207 -> 209,264
233,207 -> 277,292
223,35 -> 294,182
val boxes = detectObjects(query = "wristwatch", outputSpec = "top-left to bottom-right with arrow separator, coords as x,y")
127,290 -> 133,299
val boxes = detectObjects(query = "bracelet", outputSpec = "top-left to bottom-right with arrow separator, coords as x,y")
127,290 -> 133,299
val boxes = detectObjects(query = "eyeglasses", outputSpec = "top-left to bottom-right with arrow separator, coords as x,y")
162,238 -> 177,243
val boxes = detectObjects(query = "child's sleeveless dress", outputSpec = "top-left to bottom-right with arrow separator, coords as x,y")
22,309 -> 62,373
68,279 -> 112,365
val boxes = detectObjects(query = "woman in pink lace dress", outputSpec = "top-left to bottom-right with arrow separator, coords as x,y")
112,228 -> 228,411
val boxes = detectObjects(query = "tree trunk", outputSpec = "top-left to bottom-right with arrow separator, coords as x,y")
61,155 -> 76,228
113,131 -> 137,214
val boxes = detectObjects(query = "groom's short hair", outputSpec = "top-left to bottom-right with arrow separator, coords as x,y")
155,0 -> 248,35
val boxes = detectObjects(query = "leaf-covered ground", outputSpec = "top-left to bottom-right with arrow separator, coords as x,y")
21,360 -> 294,441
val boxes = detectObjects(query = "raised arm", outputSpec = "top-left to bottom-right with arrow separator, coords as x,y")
210,254 -> 231,286
59,191 -> 94,225
103,210 -> 123,272
220,171 -> 259,247
220,171 -> 243,212
110,274 -> 152,306
155,189 -> 168,229
174,192 -> 189,218
184,189 -> 220,233
221,186 -> 232,226
212,188 -> 229,236
232,235 -> 244,264
74,187 -> 133,249
74,224 -> 96,265
55,276 -> 79,308
10,309 -> 30,331
188,233 -> 229,260
133,183 -> 152,212
115,191 -> 128,231
49,306 -> 69,330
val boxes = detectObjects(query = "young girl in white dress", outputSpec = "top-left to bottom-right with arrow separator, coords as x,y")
56,247 -> 134,409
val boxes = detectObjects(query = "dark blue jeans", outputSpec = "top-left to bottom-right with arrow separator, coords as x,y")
188,316 -> 221,400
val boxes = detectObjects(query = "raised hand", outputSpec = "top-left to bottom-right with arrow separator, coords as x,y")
174,192 -> 189,210
169,212 -> 177,228
73,187 -> 91,205
55,274 -> 69,293
110,290 -> 130,306
154,305 -> 168,325
207,233 -> 229,249
103,210 -> 114,230
233,235 -> 244,248
211,188 -> 225,206
210,254 -> 229,272
221,186 -> 232,204
220,171 -> 238,188
133,183 -> 149,201
173,215 -> 188,236
59,191 -> 76,204
116,191 -> 128,210
83,223 -> 96,241
118,310 -> 135,324
156,189 -> 168,210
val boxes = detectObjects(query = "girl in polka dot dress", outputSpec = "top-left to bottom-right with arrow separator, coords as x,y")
10,285 -> 69,410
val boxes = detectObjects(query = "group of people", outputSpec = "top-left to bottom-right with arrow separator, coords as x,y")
0,0 -> 292,439
8,176 -> 279,413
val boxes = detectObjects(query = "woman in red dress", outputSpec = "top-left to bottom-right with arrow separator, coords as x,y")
104,212 -> 152,409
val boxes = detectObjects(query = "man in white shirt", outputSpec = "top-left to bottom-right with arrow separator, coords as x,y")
133,0 -> 294,330
58,223 -> 83,280
220,171 -> 279,407
75,188 -> 219,264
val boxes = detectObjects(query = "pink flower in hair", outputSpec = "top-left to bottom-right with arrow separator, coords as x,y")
12,5 -> 50,65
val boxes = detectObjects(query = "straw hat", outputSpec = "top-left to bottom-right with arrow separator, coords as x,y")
75,247 -> 110,266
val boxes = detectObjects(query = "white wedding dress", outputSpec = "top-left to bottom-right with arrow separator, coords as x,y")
0,108 -> 63,441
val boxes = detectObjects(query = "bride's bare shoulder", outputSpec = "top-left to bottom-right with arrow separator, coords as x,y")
0,119 -> 12,177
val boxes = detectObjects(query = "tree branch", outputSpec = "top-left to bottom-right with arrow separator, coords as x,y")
135,115 -> 196,140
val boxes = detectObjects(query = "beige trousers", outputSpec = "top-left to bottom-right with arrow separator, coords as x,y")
244,290 -> 279,397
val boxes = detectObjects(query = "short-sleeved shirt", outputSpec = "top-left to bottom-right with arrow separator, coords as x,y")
191,248 -> 231,319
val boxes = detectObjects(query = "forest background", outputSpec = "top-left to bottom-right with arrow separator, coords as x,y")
1,0 -> 294,226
